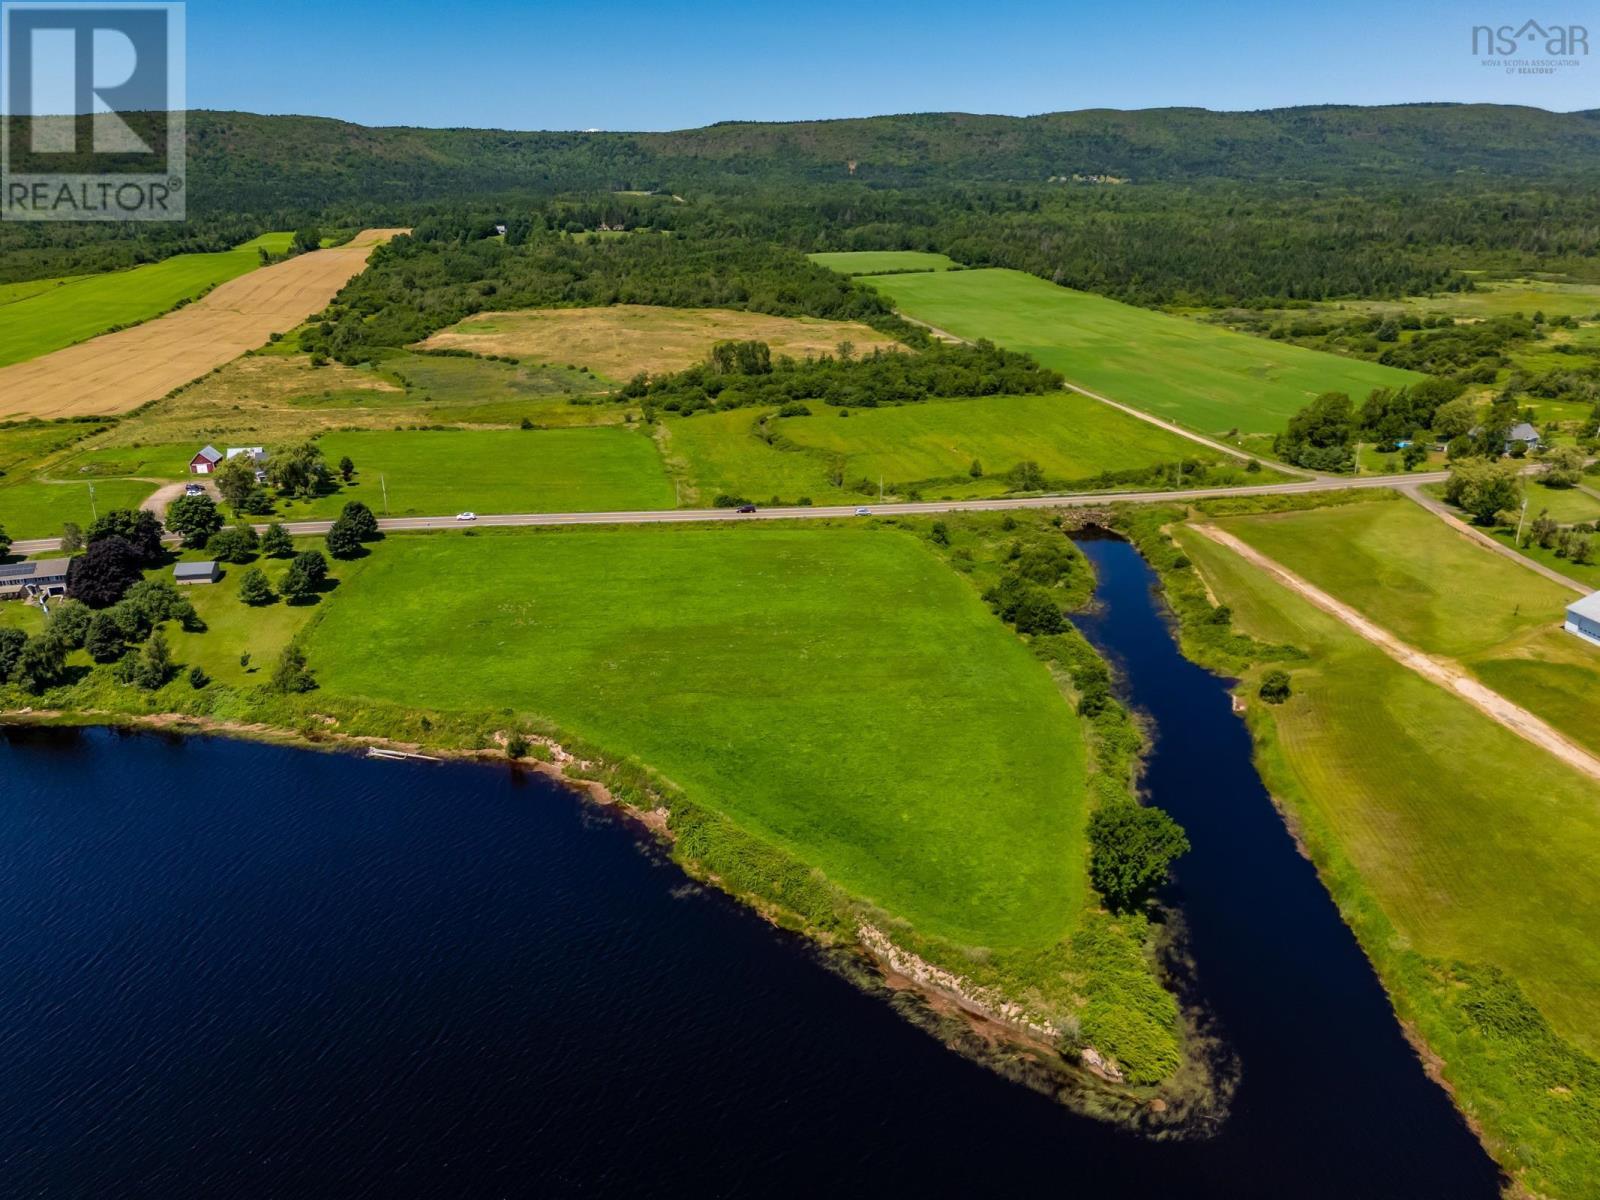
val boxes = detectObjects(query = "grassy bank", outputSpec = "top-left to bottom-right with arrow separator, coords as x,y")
0,516 -> 1192,1104
1117,495 -> 1600,1198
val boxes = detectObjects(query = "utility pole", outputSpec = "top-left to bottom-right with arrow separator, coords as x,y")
1515,496 -> 1530,546
88,481 -> 97,521
380,473 -> 390,516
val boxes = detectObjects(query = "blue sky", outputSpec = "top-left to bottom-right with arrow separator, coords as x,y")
178,0 -> 1597,129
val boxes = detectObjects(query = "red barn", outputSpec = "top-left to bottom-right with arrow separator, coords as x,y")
189,445 -> 222,474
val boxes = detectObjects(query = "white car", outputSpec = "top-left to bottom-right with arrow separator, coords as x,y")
455,511 -> 477,522
854,507 -> 872,516
183,483 -> 205,497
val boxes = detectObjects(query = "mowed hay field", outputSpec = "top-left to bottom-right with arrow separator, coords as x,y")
1211,495 -> 1600,755
806,250 -> 959,275
417,304 -> 900,379
0,230 -> 405,421
865,269 -> 1421,437
307,524 -> 1087,949
658,392 -> 1226,505
772,392 -> 1218,486
1176,527 -> 1600,1197
0,233 -> 294,368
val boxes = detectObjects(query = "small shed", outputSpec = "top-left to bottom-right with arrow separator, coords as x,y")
173,560 -> 221,586
1565,592 -> 1600,647
189,445 -> 223,474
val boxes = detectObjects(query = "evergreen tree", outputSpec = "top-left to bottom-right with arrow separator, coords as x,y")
260,522 -> 294,557
131,631 -> 172,691
237,567 -> 275,606
280,550 -> 329,602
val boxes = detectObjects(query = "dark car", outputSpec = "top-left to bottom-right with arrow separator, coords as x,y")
735,504 -> 758,514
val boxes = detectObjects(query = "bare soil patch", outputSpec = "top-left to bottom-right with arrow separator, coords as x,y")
0,230 -> 405,420
417,304 -> 900,379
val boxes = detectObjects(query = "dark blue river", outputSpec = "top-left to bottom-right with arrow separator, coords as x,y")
0,537 -> 1500,1197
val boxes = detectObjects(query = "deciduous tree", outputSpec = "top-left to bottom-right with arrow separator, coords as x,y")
1444,458 -> 1523,525
1087,801 -> 1190,911
66,536 -> 143,608
86,509 -> 164,563
269,643 -> 317,693
166,494 -> 224,548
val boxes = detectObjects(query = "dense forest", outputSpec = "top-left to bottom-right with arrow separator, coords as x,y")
8,105 -> 1600,309
294,232 -> 916,362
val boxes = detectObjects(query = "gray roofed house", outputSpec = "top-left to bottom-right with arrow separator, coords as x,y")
0,557 -> 71,599
1505,422 -> 1543,451
173,560 -> 221,585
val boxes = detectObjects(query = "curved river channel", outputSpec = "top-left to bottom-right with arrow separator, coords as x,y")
0,536 -> 1501,1197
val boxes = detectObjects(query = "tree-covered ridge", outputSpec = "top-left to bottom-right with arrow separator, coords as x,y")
160,105 -> 1600,202
295,231 -> 913,363
10,104 -> 1600,298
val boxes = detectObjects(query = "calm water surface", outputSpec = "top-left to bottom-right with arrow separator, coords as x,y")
0,538 -> 1501,1197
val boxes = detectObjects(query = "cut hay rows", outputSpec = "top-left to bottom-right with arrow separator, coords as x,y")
0,229 -> 405,420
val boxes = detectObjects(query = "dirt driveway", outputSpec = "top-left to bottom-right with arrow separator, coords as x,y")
1193,523 -> 1600,784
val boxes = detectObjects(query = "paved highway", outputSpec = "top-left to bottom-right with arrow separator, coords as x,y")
7,470 -> 1451,555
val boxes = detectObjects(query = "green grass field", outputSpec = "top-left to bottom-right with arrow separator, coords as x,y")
807,250 -> 959,275
0,274 -> 93,306
0,477 -> 159,540
1176,526 -> 1600,1197
662,392 -> 1245,505
866,269 -> 1422,438
290,428 -> 674,518
1213,496 -> 1600,757
0,233 -> 294,367
774,392 -> 1222,484
1524,480 -> 1600,524
306,524 -> 1088,949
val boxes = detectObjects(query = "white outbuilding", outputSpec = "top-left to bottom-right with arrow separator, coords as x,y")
1564,592 -> 1600,647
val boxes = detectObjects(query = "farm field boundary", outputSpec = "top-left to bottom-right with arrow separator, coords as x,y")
0,230 -> 405,420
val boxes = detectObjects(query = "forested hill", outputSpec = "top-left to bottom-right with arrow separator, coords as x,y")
180,104 -> 1600,208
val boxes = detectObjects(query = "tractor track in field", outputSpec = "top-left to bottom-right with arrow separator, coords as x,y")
1190,523 -> 1600,784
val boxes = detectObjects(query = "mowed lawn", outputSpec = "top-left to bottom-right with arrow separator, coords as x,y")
0,478 -> 159,540
0,233 -> 294,367
866,269 -> 1420,437
1212,496 -> 1600,755
287,429 -> 675,518
1177,528 -> 1600,1195
307,525 -> 1088,949
806,250 -> 959,275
